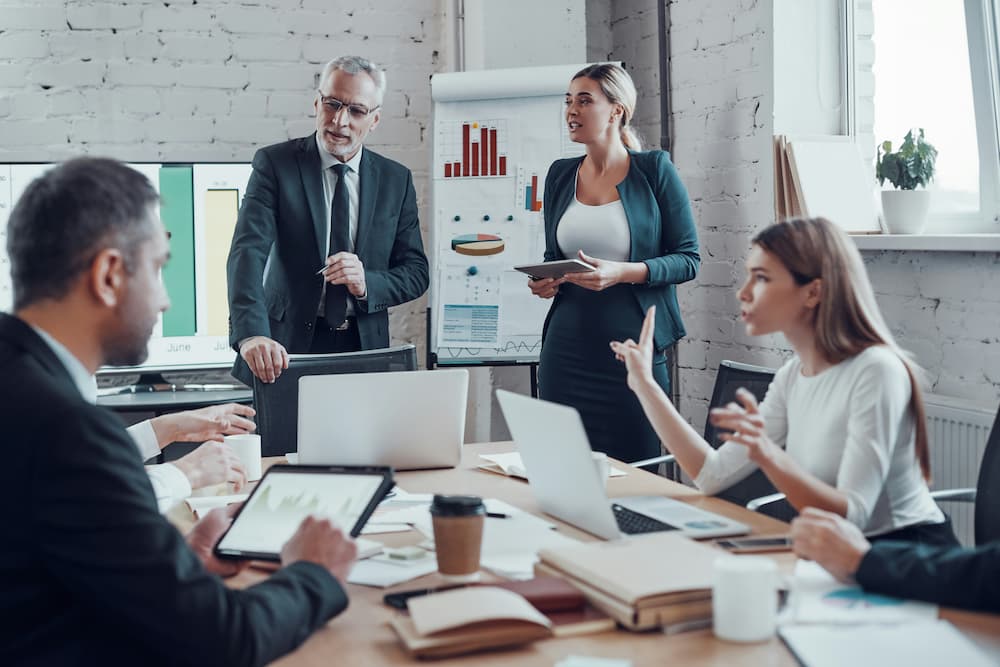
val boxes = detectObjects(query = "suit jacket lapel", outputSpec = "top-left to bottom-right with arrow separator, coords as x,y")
355,149 -> 379,258
297,134 -> 329,264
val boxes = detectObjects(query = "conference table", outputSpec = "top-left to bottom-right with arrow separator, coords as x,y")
198,442 -> 1000,666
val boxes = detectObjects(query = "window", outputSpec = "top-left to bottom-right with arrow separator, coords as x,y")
860,0 -> 1000,232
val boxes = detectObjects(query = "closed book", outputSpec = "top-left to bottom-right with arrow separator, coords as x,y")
536,532 -> 721,630
389,587 -> 553,659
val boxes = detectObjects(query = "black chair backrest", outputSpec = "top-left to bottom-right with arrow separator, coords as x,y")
253,344 -> 418,456
704,360 -> 797,521
974,405 -> 1000,545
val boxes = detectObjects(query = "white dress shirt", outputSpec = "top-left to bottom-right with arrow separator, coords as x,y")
316,134 -> 366,316
31,326 -> 191,513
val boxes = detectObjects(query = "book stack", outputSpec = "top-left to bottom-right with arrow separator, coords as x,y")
536,532 -> 722,631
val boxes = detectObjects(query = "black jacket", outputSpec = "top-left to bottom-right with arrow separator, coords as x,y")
0,313 -> 348,666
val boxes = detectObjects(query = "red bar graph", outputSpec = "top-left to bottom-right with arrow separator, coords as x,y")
462,123 -> 470,178
489,128 -> 497,176
530,174 -> 541,211
480,127 -> 488,179
442,120 -> 509,179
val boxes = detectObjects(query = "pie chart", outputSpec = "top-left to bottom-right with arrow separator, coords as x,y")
451,233 -> 505,256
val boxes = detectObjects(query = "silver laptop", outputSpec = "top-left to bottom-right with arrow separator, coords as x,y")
496,389 -> 750,540
298,369 -> 468,470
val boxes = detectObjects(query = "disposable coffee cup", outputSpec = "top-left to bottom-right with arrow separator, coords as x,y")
592,451 -> 610,488
430,494 -> 486,583
224,434 -> 262,482
712,555 -> 778,642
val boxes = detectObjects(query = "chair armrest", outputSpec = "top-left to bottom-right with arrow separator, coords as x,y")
746,492 -> 787,512
630,454 -> 676,468
929,488 -> 977,503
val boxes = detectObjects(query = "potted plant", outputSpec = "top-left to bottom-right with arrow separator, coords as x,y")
876,128 -> 938,234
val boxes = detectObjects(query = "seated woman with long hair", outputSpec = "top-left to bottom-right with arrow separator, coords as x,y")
611,217 -> 957,545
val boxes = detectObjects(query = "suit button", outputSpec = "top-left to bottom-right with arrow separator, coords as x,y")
305,321 -> 313,330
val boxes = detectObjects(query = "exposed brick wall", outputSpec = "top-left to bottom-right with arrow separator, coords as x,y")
665,0 -> 777,429
0,0 -> 444,360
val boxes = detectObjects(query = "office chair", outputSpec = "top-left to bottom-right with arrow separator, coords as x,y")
632,359 -> 796,521
929,402 -> 1000,546
252,344 -> 418,456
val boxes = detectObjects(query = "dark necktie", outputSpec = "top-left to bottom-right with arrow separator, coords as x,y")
324,162 -> 351,327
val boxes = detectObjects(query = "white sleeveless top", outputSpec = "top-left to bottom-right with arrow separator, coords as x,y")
556,196 -> 631,262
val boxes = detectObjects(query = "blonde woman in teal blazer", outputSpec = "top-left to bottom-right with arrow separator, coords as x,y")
529,64 -> 699,465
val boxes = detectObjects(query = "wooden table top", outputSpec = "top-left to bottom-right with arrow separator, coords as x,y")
183,441 -> 1000,666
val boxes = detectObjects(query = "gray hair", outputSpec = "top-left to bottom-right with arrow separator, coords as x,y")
7,157 -> 159,310
319,55 -> 387,104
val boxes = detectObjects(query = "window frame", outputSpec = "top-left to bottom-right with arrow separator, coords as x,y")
846,0 -> 1000,234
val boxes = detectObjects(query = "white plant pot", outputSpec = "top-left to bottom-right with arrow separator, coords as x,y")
881,189 -> 931,234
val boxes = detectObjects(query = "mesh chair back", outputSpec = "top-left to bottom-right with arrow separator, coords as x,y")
704,360 -> 797,521
253,344 -> 418,456
974,406 -> 1000,545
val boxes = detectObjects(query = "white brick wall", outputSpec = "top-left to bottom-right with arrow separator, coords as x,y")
667,0 -> 1000,431
0,0 -> 444,360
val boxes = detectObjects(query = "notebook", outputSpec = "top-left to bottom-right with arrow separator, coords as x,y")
297,369 -> 468,470
536,532 -> 719,630
390,587 -> 553,658
496,390 -> 750,540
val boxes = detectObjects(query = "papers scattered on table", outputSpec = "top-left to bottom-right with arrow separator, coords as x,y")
367,494 -> 578,580
784,560 -> 937,625
479,452 -> 627,479
779,621 -> 995,667
184,493 -> 249,518
348,553 -> 438,588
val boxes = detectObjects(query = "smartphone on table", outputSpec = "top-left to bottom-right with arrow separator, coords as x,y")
714,535 -> 793,554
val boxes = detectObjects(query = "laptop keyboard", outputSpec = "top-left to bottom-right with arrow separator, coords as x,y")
611,503 -> 680,534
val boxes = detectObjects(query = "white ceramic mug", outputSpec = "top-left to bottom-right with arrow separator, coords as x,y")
592,451 -> 610,488
712,555 -> 778,642
224,434 -> 262,482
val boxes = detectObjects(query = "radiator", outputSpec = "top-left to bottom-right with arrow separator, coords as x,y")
925,393 -> 996,547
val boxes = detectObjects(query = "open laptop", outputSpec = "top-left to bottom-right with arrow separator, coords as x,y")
298,369 -> 468,470
496,389 -> 750,540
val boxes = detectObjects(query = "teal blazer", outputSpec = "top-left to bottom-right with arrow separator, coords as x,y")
542,150 -> 700,351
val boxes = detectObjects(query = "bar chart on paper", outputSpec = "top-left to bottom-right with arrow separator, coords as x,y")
438,119 -> 510,178
516,168 -> 544,213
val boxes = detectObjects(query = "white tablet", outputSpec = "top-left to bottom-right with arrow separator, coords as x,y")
513,258 -> 596,280
213,464 -> 394,561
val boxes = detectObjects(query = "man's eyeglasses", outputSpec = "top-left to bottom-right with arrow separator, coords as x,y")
318,93 -> 380,121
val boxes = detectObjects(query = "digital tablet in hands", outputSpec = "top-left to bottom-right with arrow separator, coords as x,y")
514,258 -> 596,280
213,464 -> 394,561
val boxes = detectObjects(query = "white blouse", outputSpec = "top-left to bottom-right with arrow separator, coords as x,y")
693,346 -> 944,536
556,196 -> 631,262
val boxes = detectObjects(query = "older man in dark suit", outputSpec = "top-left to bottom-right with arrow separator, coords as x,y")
227,55 -> 429,386
0,157 -> 358,665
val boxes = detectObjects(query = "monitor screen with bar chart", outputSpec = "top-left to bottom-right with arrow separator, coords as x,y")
0,161 -> 252,375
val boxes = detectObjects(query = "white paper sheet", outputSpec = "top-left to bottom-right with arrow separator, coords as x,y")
779,621 -> 994,667
785,560 -> 938,625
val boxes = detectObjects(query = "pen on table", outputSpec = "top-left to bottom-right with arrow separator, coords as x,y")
486,512 -> 510,519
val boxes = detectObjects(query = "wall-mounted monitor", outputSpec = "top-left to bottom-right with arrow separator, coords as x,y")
0,162 -> 252,382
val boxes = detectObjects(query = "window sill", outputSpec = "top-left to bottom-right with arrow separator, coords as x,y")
850,234 -> 1000,252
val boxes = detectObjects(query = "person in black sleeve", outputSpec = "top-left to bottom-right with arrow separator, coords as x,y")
0,156 -> 358,666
